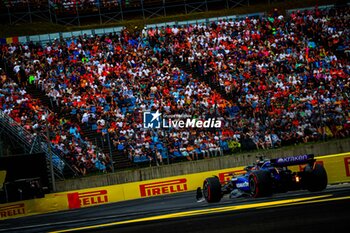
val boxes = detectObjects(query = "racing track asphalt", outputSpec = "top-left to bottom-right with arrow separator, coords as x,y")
1,184 -> 350,233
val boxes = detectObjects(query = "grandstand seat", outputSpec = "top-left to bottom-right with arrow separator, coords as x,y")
220,140 -> 229,151
70,108 -> 77,115
161,151 -> 168,159
133,156 -> 140,163
95,160 -> 106,171
90,106 -> 96,113
117,143 -> 124,151
156,143 -> 164,151
101,128 -> 108,135
104,104 -> 110,112
152,136 -> 159,143
134,155 -> 149,163
173,151 -> 182,158
141,155 -> 150,162
91,123 -> 98,131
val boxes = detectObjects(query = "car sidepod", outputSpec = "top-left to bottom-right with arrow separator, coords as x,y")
235,176 -> 250,193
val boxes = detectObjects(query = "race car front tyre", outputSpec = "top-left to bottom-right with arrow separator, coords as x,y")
304,164 -> 328,192
203,177 -> 222,203
249,170 -> 273,198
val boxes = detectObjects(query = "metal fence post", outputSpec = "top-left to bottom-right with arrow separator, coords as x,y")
98,2 -> 102,24
27,1 -> 32,23
163,0 -> 166,17
7,7 -> 11,25
106,122 -> 115,173
46,124 -> 56,192
141,0 -> 145,20
47,0 -> 53,23
76,4 -> 81,26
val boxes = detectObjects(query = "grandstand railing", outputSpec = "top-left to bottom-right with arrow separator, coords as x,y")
2,2 -> 341,44
4,26 -> 125,45
6,1 -> 341,45
1,0 -> 51,25
0,0 -> 251,26
1,11 -> 264,45
145,11 -> 265,29
2,1 -> 342,27
0,109 -> 76,181
286,4 -> 335,15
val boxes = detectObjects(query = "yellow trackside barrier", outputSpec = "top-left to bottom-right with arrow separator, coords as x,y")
289,153 -> 350,184
319,153 -> 350,183
0,193 -> 68,220
1,153 -> 350,220
0,166 -> 245,220
122,166 -> 246,200
0,170 -> 6,190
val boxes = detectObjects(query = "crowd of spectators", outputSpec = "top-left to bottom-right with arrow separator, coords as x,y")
0,68 -> 112,176
1,5 -> 349,174
2,0 -> 49,10
49,0 -> 121,13
171,6 -> 350,148
1,0 -> 125,13
3,0 -> 163,13
1,25 -> 236,169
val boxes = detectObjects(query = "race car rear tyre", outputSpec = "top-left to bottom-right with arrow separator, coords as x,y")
249,170 -> 273,198
203,177 -> 222,203
304,164 -> 328,192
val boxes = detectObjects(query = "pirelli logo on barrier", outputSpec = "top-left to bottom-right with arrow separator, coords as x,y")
344,157 -> 350,177
0,203 -> 25,218
67,190 -> 108,209
139,179 -> 188,197
218,170 -> 246,183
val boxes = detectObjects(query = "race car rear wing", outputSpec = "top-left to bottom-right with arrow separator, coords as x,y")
270,154 -> 315,167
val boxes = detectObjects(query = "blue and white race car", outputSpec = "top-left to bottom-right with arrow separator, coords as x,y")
197,154 -> 328,203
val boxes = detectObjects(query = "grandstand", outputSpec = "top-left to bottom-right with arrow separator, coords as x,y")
0,1 -> 349,196
0,0 -> 254,25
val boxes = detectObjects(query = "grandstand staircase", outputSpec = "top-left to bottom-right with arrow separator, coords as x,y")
174,60 -> 232,101
0,109 -> 72,188
25,85 -> 133,171
25,85 -> 56,111
79,125 -> 133,170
